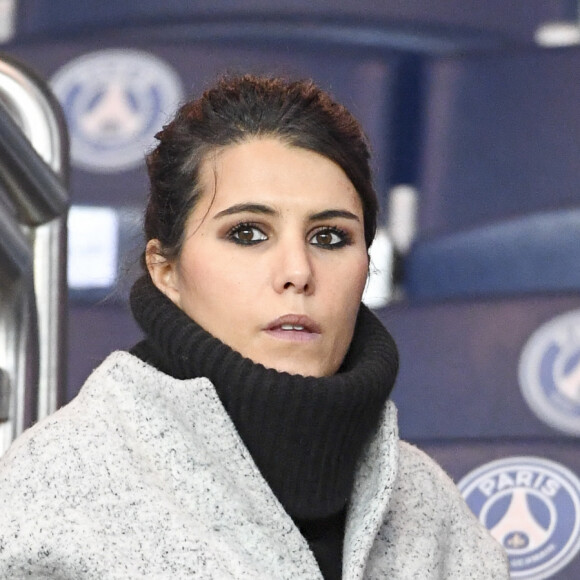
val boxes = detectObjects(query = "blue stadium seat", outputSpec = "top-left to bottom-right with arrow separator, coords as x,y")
377,293 -> 580,440
406,208 -> 580,300
402,46 -> 580,300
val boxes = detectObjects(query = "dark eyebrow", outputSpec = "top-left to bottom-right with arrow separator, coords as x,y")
213,203 -> 277,219
213,204 -> 360,222
309,209 -> 360,222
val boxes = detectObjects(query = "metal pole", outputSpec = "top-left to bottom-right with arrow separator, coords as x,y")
0,54 -> 69,453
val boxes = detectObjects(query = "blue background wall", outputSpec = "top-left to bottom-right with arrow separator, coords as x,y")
3,2 -> 580,577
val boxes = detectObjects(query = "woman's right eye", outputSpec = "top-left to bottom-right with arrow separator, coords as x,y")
227,223 -> 268,245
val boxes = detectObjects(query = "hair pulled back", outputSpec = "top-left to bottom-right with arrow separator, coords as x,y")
144,74 -> 378,261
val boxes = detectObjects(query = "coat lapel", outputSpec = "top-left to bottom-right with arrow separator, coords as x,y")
343,401 -> 399,580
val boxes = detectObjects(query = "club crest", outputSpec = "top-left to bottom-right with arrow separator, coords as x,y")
519,309 -> 580,435
458,456 -> 580,579
50,48 -> 183,173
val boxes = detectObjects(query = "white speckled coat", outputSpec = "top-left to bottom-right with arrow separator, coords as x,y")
0,352 -> 509,579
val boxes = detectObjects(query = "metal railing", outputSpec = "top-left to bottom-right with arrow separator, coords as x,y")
0,53 -> 69,455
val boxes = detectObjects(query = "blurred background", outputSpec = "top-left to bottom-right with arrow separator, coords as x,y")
1,1 -> 580,577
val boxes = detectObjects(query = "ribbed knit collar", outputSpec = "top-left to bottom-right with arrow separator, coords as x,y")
129,275 -> 398,521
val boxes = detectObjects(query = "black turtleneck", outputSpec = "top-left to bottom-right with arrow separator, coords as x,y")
129,275 -> 398,579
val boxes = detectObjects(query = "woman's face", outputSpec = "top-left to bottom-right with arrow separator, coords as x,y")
148,138 -> 369,377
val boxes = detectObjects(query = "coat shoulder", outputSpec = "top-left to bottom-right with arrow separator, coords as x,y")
365,440 -> 510,579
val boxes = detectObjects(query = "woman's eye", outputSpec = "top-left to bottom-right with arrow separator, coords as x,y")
228,224 -> 268,245
309,228 -> 349,248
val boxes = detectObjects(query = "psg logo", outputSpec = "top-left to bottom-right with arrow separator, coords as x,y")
458,457 -> 580,579
519,310 -> 580,435
50,48 -> 183,173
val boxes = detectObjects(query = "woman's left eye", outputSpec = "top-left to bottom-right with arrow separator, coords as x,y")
309,228 -> 349,249
227,223 -> 268,245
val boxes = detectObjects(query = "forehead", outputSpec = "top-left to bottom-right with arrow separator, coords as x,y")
196,138 -> 363,215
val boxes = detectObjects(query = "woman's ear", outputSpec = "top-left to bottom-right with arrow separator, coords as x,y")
145,239 -> 182,307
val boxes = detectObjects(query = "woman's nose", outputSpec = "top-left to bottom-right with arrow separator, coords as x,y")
272,239 -> 314,295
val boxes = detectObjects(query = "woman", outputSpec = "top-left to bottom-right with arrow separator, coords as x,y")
0,75 -> 508,578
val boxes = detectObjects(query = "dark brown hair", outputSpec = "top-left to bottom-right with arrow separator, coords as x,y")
144,74 -> 378,261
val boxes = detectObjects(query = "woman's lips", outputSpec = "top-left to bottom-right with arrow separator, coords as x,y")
264,314 -> 321,341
